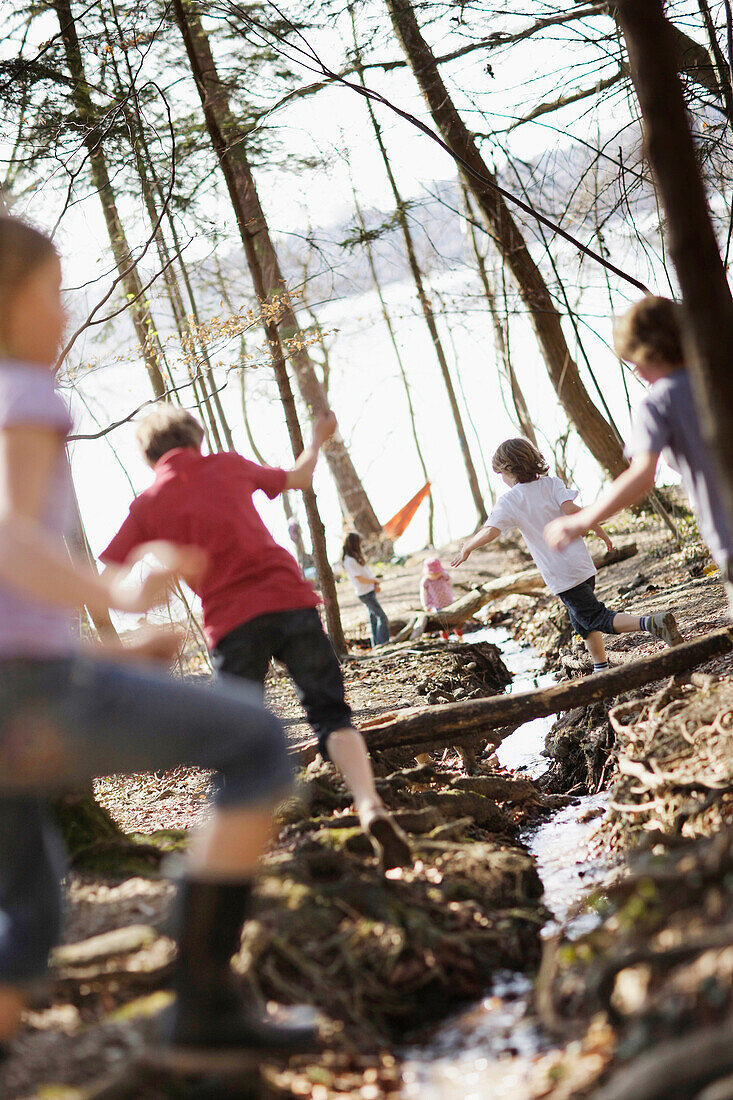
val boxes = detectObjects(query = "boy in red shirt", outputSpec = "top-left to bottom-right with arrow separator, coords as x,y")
101,405 -> 410,871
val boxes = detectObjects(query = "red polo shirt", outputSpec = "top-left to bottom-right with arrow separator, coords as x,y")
100,449 -> 319,648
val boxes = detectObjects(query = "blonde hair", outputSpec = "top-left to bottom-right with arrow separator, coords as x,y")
136,404 -> 204,464
492,438 -> 549,483
613,296 -> 685,367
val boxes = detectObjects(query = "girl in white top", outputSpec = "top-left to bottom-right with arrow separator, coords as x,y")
452,438 -> 682,672
342,532 -> 390,645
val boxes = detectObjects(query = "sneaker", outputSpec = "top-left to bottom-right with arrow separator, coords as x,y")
360,805 -> 412,872
648,611 -> 683,647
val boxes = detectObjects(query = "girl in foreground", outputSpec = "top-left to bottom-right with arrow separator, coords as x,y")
0,217 -> 315,1063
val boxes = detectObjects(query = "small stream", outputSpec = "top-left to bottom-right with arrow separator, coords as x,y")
401,627 -> 615,1098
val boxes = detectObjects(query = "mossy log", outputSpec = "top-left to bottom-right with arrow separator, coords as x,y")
291,628 -> 733,758
55,790 -> 164,875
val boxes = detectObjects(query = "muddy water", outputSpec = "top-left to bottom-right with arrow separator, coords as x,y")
401,628 -> 615,1098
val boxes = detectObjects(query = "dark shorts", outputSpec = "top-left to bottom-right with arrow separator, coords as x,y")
212,608 -> 352,754
558,575 -> 617,638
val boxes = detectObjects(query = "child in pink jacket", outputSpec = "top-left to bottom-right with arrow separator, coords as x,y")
420,557 -> 462,640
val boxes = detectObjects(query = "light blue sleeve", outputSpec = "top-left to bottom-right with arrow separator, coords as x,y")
629,387 -> 671,457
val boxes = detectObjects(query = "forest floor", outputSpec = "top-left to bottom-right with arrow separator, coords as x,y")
4,496 -> 733,1098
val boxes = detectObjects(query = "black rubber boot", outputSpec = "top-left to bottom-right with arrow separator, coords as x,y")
167,879 -> 318,1055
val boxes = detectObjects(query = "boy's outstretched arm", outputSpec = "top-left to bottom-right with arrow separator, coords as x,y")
545,453 -> 658,550
451,526 -> 500,566
560,500 -> 614,551
285,411 -> 337,491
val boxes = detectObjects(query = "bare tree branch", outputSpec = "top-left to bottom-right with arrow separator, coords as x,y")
509,67 -> 624,131
216,0 -> 649,292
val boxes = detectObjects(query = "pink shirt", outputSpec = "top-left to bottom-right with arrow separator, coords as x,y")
420,572 -> 455,611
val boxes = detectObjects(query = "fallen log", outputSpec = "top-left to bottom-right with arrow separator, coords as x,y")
422,542 -> 638,628
592,1019 -> 733,1100
292,628 -> 733,758
410,612 -> 429,640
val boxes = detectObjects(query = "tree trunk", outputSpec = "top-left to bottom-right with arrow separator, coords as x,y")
171,0 -> 346,652
66,474 -> 119,642
53,0 -> 168,400
162,212 -> 237,451
102,0 -> 234,451
350,183 -> 436,543
124,110 -> 225,450
464,189 -> 539,448
171,1 -> 382,548
616,0 -> 733,541
350,28 -> 486,524
240,367 -> 311,573
385,0 -> 628,480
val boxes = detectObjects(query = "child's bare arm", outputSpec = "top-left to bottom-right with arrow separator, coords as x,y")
120,541 -> 208,588
545,453 -> 658,550
285,410 -> 337,491
0,425 -> 176,616
86,623 -> 184,664
559,500 -> 613,551
451,526 -> 500,566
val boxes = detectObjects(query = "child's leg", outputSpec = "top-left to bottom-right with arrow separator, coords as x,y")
0,797 -> 64,1042
358,593 -> 378,646
327,727 -> 410,869
610,613 -> 642,632
0,656 -> 312,1052
359,592 -> 389,646
371,597 -> 390,645
325,726 -> 382,812
560,579 -> 615,672
273,610 -> 410,869
611,610 -> 682,646
583,630 -> 607,666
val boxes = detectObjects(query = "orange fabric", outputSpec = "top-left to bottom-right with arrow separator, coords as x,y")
382,482 -> 431,539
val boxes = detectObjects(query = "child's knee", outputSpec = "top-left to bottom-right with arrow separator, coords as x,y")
214,710 -> 292,807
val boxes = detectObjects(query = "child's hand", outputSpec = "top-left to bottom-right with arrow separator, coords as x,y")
132,541 -> 208,587
450,544 -> 470,567
600,531 -> 614,552
125,624 -> 184,663
112,566 -> 177,614
313,410 -> 337,447
93,624 -> 184,665
544,515 -> 587,551
164,545 -> 208,587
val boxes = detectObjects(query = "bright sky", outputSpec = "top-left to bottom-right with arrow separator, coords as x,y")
2,1 -> 690,571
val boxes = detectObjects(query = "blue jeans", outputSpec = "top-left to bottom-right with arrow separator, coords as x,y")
558,575 -> 617,638
358,590 -> 390,646
0,655 -> 292,985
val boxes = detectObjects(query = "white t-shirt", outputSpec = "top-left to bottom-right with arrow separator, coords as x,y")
485,477 -> 596,595
343,555 -> 376,596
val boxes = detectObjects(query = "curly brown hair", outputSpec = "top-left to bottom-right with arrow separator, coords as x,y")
613,296 -> 685,367
492,438 -> 549,483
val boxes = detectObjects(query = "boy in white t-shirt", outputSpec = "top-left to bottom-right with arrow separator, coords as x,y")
451,439 -> 682,672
